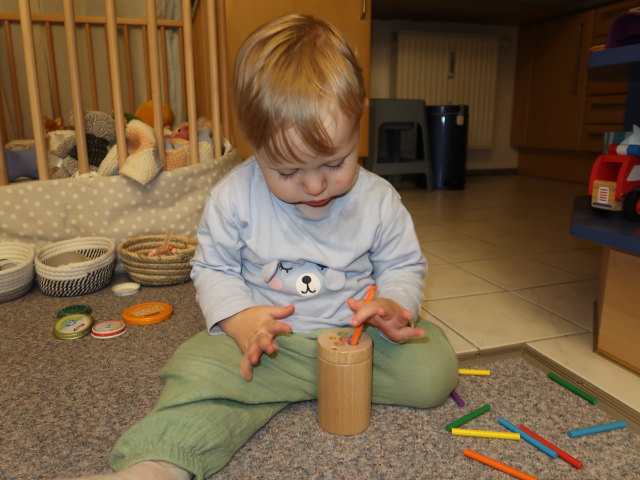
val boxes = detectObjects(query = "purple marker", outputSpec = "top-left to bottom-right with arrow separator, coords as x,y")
450,390 -> 465,407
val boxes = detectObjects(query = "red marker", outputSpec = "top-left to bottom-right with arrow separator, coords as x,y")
348,285 -> 376,345
518,425 -> 583,469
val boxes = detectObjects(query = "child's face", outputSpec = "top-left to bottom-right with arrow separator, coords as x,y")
256,110 -> 360,219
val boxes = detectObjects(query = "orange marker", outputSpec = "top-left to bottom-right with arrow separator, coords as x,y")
463,449 -> 538,480
348,285 -> 376,345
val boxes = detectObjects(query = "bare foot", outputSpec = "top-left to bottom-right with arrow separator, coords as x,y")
63,461 -> 191,480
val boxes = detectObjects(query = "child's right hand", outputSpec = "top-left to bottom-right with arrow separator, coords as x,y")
219,304 -> 294,381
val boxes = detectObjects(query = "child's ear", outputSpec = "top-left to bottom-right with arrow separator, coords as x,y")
262,261 -> 280,283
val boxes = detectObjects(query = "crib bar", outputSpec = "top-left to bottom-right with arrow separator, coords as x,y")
0,102 -> 7,185
206,0 -> 222,158
84,24 -> 99,111
0,87 -> 7,151
4,20 -> 25,139
123,25 -> 136,114
142,25 -> 151,103
1,12 -> 182,28
161,26 -> 170,105
146,0 -> 166,166
182,0 -> 199,165
105,0 -> 127,167
18,0 -> 49,181
63,0 -> 89,175
45,22 -> 62,119
214,0 -> 231,143
178,27 -> 187,123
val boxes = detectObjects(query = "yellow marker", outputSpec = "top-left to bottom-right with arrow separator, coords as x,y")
458,368 -> 491,376
451,428 -> 520,440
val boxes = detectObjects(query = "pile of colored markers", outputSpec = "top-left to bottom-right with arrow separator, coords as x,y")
446,368 -> 628,480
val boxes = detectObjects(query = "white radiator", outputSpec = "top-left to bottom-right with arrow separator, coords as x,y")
394,31 -> 499,149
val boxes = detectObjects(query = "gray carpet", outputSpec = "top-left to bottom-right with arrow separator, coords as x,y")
2,275 -> 639,480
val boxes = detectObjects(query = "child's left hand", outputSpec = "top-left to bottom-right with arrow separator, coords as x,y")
346,296 -> 424,343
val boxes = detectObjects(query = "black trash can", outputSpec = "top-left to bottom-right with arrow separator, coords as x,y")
426,105 -> 469,189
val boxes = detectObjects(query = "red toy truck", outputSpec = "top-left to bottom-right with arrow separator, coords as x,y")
589,152 -> 640,220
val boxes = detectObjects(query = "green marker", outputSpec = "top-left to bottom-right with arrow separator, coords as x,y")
445,404 -> 491,432
548,372 -> 598,405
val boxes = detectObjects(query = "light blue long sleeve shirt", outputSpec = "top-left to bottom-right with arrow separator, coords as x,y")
191,157 -> 426,334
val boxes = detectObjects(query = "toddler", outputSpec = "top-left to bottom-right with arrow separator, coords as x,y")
77,13 -> 457,480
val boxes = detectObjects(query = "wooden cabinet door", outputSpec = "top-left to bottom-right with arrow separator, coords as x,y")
222,0 -> 371,160
512,10 -> 594,150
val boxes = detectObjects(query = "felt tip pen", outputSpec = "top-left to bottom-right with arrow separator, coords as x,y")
450,390 -> 465,407
568,421 -> 627,438
519,424 -> 583,469
348,285 -> 376,346
445,404 -> 491,432
497,417 -> 558,459
547,372 -> 598,405
458,369 -> 491,376
463,449 -> 538,480
452,428 -> 520,440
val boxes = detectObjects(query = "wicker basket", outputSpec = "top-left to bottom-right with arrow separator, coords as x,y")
35,237 -> 116,297
0,242 -> 35,302
119,234 -> 197,286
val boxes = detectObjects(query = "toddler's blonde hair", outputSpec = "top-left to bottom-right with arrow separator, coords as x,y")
233,14 -> 366,164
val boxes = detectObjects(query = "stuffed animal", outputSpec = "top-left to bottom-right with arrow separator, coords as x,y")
134,100 -> 174,129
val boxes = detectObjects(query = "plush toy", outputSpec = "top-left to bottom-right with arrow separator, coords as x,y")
165,122 -> 189,140
44,116 -> 71,133
52,110 -> 116,178
134,100 -> 174,129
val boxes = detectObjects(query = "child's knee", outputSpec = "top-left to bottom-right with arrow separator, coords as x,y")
372,321 -> 458,408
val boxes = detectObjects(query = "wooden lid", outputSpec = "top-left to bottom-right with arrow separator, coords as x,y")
317,327 -> 372,365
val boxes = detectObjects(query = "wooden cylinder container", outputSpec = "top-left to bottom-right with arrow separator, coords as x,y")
317,327 -> 373,435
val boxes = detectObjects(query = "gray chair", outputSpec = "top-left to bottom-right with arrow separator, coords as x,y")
365,98 -> 433,191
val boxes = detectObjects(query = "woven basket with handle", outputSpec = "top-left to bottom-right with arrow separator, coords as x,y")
119,234 -> 197,286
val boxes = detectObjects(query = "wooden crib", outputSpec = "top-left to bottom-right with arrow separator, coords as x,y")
0,0 -> 229,184
0,0 -> 241,250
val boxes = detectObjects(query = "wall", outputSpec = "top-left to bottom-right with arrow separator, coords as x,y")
371,19 -> 519,171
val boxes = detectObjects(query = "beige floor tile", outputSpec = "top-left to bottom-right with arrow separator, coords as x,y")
399,175 -> 636,417
458,255 -> 582,290
421,250 -> 448,266
513,280 -> 598,331
422,237 -> 512,263
531,247 -> 602,278
525,334 -> 640,414
413,223 -> 466,243
425,292 -> 587,351
484,231 -> 593,255
503,214 -> 573,235
443,219 -> 534,238
423,263 -> 503,300
420,309 -> 479,358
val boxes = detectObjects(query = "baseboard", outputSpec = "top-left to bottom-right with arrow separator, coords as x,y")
466,168 -> 518,176
523,345 -> 640,435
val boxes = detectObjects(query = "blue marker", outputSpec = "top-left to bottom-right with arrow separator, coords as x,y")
568,421 -> 627,438
498,417 -> 558,459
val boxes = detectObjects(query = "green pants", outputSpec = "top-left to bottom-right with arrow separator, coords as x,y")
110,319 -> 458,479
